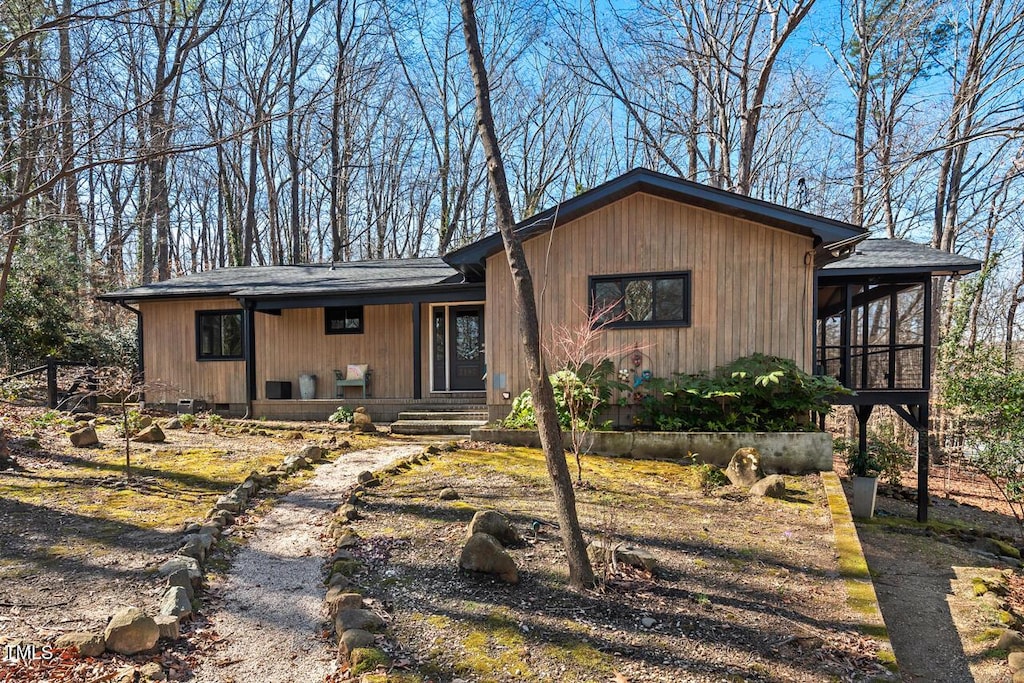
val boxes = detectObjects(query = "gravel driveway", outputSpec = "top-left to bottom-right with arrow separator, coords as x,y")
189,443 -> 426,683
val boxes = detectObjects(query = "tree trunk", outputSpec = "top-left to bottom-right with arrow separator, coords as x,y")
460,0 -> 594,590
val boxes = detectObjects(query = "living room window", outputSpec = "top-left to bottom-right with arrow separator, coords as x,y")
196,310 -> 243,360
590,271 -> 691,328
324,306 -> 364,334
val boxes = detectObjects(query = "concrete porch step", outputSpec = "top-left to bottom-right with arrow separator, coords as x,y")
390,418 -> 488,436
396,410 -> 487,421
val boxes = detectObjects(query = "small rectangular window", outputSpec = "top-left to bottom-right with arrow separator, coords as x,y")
589,272 -> 691,328
196,311 -> 243,360
325,306 -> 364,334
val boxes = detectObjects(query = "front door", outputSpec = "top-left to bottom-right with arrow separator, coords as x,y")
449,305 -> 485,391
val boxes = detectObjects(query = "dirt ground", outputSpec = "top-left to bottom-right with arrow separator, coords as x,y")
328,445 -> 892,682
838,458 -> 1024,683
0,405 -> 386,645
1,403 -> 1021,682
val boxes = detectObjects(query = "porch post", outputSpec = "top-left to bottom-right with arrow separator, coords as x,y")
412,301 -> 422,399
243,302 -> 256,403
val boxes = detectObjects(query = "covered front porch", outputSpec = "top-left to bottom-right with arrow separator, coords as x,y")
238,270 -> 487,419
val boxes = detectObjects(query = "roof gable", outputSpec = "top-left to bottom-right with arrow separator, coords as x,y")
444,168 -> 866,276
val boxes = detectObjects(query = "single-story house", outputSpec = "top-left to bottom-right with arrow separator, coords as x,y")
100,169 -> 980,443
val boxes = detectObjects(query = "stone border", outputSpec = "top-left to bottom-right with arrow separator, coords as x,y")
820,471 -> 898,673
320,441 -> 460,676
471,428 -> 832,473
35,433 -> 348,679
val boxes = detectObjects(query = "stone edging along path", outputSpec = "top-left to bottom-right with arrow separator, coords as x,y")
187,442 -> 426,683
819,471 -> 898,673
28,440 -> 364,671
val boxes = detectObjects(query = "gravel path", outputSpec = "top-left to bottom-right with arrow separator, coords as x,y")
189,443 -> 426,683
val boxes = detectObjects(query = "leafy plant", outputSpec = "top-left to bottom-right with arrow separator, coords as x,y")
835,436 -> 879,478
206,413 -> 224,433
869,422 -> 913,486
115,409 -> 145,438
178,413 -> 196,430
691,454 -> 729,495
639,354 -> 848,432
501,367 -> 622,432
29,410 -> 73,431
943,366 -> 1024,540
329,406 -> 354,423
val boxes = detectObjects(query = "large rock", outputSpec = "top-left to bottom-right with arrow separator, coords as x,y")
350,407 -> 376,433
750,474 -> 787,498
325,588 -> 363,616
334,608 -> 384,633
725,447 -> 764,487
338,628 -> 375,654
467,510 -> 521,547
159,586 -> 193,620
1009,651 -> 1024,672
163,417 -> 182,430
158,556 -> 202,584
296,444 -> 323,462
283,454 -> 310,472
166,569 -> 194,602
179,533 -> 214,562
153,615 -> 180,640
214,492 -> 244,513
69,426 -> 98,448
133,424 -> 165,443
54,631 -> 105,658
587,539 -> 659,572
460,532 -> 519,584
103,607 -> 159,655
998,629 -> 1024,652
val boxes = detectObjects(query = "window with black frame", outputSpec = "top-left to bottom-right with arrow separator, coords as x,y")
324,306 -> 364,334
590,272 -> 691,328
196,311 -> 243,360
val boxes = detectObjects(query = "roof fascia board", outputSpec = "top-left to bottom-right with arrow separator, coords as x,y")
98,282 -> 484,307
820,264 -> 981,279
247,283 -> 486,311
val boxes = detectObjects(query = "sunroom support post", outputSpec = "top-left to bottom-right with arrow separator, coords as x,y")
854,404 -> 873,465
412,301 -> 422,400
916,402 -> 929,522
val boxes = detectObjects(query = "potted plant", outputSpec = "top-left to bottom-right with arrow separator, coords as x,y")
837,437 -> 880,519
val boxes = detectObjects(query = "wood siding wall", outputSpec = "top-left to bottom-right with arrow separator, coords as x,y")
484,193 -> 815,408
141,299 -> 428,405
256,304 -> 416,399
141,297 -> 246,405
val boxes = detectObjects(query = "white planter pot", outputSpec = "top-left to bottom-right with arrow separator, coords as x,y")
851,476 -> 878,519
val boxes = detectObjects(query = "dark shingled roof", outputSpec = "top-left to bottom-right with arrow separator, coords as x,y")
444,167 -> 866,276
99,257 -> 461,302
821,238 -> 982,277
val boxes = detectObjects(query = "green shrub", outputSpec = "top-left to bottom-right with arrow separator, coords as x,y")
179,413 -> 196,430
835,428 -> 912,483
500,364 -> 621,431
692,455 -> 729,495
638,354 -> 847,432
328,406 -> 354,423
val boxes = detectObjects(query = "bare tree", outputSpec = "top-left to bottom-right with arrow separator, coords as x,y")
461,0 -> 594,590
